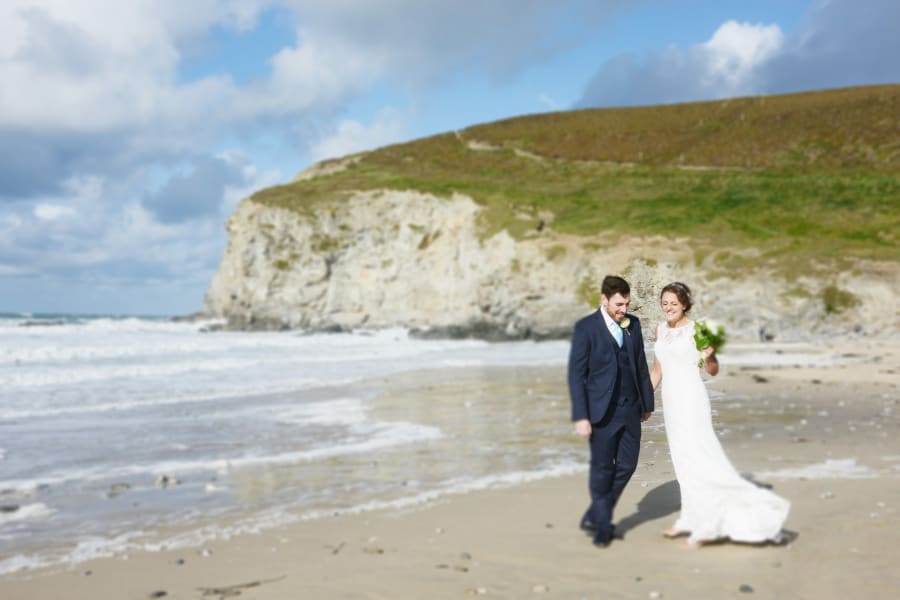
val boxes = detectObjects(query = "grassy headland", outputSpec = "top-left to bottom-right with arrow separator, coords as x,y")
253,85 -> 899,278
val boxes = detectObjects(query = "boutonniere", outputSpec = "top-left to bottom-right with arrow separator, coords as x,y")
619,317 -> 631,332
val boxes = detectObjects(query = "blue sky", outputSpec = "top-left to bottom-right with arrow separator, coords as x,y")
1,0 -> 897,315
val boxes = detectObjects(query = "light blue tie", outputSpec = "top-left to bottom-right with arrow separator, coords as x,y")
612,323 -> 623,347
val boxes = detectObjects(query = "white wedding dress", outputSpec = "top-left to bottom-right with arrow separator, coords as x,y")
655,321 -> 790,544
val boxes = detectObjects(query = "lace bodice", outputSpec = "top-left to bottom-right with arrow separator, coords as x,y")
654,321 -> 700,373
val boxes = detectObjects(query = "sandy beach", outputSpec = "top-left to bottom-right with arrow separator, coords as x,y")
2,339 -> 898,600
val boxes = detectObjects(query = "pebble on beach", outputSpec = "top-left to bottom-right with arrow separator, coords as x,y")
740,584 -> 755,593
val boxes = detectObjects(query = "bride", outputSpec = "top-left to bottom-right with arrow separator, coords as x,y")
650,282 -> 790,547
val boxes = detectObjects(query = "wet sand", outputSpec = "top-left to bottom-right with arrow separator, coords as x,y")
2,340 -> 898,599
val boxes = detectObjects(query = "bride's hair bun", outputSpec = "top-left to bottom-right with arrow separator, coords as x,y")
661,281 -> 693,312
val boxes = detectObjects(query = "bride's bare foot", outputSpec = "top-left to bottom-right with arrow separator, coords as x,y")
683,539 -> 706,549
661,528 -> 689,539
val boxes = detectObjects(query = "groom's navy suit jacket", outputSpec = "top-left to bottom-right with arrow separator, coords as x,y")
568,310 -> 655,423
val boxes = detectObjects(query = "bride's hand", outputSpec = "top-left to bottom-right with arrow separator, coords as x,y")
701,346 -> 719,376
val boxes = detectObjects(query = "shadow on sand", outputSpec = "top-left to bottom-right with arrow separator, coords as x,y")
616,480 -> 681,536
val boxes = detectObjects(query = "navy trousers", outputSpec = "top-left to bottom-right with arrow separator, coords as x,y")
582,400 -> 642,540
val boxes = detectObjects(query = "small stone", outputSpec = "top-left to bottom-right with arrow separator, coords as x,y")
435,527 -> 445,534
175,558 -> 185,565
149,592 -> 167,598
635,576 -> 643,582
545,523 -> 553,529
460,552 -> 472,561
532,584 -> 549,593
739,584 -> 754,593
453,565 -> 469,572
476,587 -> 488,595
83,570 -> 92,576
201,548 -> 212,557
649,592 -> 662,599
363,547 -> 385,555
435,564 -> 449,569
820,491 -> 834,499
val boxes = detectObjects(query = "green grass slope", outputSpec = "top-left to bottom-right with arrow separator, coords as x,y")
253,85 -> 899,277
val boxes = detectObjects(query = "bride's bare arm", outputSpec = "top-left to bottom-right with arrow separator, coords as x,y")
650,356 -> 662,389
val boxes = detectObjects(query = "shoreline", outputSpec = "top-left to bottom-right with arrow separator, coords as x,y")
1,341 -> 897,599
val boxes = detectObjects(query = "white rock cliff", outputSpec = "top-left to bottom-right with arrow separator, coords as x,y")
204,188 -> 898,340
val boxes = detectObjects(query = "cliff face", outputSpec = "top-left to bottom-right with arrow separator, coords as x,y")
203,188 -> 898,340
206,190 -> 578,337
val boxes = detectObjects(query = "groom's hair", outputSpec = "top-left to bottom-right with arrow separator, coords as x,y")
601,275 -> 630,298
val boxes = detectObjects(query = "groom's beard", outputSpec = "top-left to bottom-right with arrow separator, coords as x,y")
604,305 -> 625,323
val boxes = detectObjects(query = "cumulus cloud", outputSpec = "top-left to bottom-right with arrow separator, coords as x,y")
577,20 -> 785,107
578,0 -> 900,108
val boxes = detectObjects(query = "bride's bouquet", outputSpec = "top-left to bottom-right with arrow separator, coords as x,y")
694,320 -> 727,367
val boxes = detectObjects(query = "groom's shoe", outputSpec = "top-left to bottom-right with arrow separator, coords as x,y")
592,528 -> 613,548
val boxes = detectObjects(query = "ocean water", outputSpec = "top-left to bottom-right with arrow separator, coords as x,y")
0,314 -> 578,574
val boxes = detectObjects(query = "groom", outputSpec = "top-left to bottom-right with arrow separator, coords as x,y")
568,275 -> 655,547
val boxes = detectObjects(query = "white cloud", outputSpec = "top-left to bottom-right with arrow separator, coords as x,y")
702,21 -> 784,88
310,109 -> 407,162
33,204 -> 76,221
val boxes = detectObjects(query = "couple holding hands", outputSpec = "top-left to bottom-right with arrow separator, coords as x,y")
568,275 -> 790,549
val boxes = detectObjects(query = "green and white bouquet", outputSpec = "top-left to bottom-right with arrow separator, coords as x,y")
694,320 -> 727,367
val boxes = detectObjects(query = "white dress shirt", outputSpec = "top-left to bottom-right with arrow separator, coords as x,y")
600,307 -> 623,347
